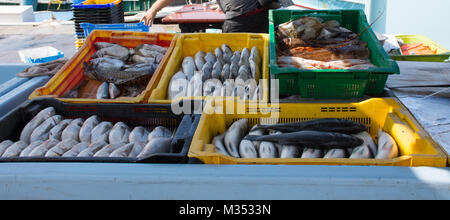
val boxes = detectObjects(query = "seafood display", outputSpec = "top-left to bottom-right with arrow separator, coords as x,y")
0,107 -> 175,159
276,17 -> 377,70
64,42 -> 167,99
212,118 -> 399,159
167,44 -> 263,100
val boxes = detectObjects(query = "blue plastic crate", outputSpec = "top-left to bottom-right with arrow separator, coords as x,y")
18,47 -> 64,64
80,22 -> 149,37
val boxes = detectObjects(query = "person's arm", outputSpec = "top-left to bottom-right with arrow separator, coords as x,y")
140,0 -> 175,26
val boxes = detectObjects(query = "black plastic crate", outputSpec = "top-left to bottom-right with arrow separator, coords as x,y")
0,98 -> 200,163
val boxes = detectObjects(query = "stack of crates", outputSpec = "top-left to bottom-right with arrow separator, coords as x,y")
72,0 -> 125,48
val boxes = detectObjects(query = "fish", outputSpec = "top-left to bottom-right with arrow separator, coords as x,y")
135,49 -> 164,64
252,84 -> 260,100
221,79 -> 234,97
61,118 -> 84,142
94,42 -> 117,50
182,56 -> 196,81
128,142 -> 145,158
45,139 -> 79,157
92,44 -> 130,61
375,130 -> 398,159
137,137 -> 173,160
249,59 -> 260,79
186,72 -> 203,96
268,130 -> 283,156
20,107 -> 55,144
221,63 -> 231,81
168,71 -> 188,99
147,126 -> 173,142
0,140 -> 14,156
204,52 -> 216,64
201,61 -> 214,82
19,141 -> 44,157
280,145 -> 300,158
324,148 -> 347,158
229,63 -> 239,79
131,55 -> 156,64
244,79 -> 257,100
16,58 -> 67,78
238,48 -> 250,67
109,122 -> 131,145
248,126 -> 264,152
134,44 -> 167,55
79,115 -> 101,144
215,48 -> 224,64
230,51 -> 241,65
239,139 -> 258,158
232,78 -> 246,99
77,141 -> 108,157
91,121 -> 113,143
237,65 -> 251,81
129,126 -> 150,144
349,144 -> 372,159
211,61 -> 223,80
1,141 -> 28,157
259,142 -> 278,158
109,83 -> 121,99
222,44 -> 233,63
203,79 -> 222,96
29,115 -> 63,143
62,142 -> 89,157
194,51 -> 206,71
212,133 -> 230,156
301,148 -> 323,158
245,130 -> 363,149
49,119 -> 72,140
224,119 -> 248,158
96,82 -> 110,99
94,143 -> 125,157
28,138 -> 60,157
353,131 -> 377,157
110,143 -> 135,158
250,46 -> 262,67
256,118 -> 367,134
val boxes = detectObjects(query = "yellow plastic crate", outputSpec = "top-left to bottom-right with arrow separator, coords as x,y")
75,38 -> 85,49
188,98 -> 447,167
390,35 -> 450,62
29,30 -> 177,104
147,33 -> 270,104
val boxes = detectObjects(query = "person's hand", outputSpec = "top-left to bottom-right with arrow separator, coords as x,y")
140,9 -> 157,26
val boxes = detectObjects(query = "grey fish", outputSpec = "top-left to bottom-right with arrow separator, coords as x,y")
91,121 -> 113,143
203,79 -> 222,96
168,71 -> 188,99
244,79 -> 257,101
230,63 -> 239,79
221,79 -> 234,97
238,48 -> 250,67
232,79 -> 246,99
224,119 -> 248,158
129,126 -> 150,144
2,141 -> 28,157
245,130 -> 363,149
256,118 -> 367,134
135,49 -> 164,64
201,61 -> 214,82
248,126 -> 264,152
324,148 -> 347,158
128,142 -> 145,158
135,44 -> 167,55
280,145 -> 300,158
222,44 -> 233,63
77,141 -> 108,157
187,72 -> 203,96
93,44 -> 130,61
20,107 -> 55,144
16,58 -> 67,78
215,48 -> 224,64
131,54 -> 156,64
249,59 -> 260,79
221,63 -> 231,81
349,144 -> 372,159
29,115 -> 63,143
375,129 -> 398,159
49,119 -> 72,141
211,61 -> 223,80
353,131 -> 377,157
83,57 -> 123,81
137,137 -> 172,160
230,51 -> 241,65
237,65 -> 251,81
259,141 -> 277,158
110,143 -> 135,158
45,139 -> 79,157
250,46 -> 262,67
61,118 -> 84,142
94,42 -> 116,50
239,139 -> 258,158
28,138 -> 60,157
96,82 -> 109,99
147,126 -> 173,142
109,83 -> 121,99
79,115 -> 101,144
194,51 -> 206,71
94,143 -> 125,157
109,122 -> 131,145
19,140 -> 44,157
268,130 -> 283,156
62,142 -> 89,157
0,140 -> 14,156
182,56 -> 196,81
212,133 -> 230,156
301,148 -> 323,158
204,52 -> 217,64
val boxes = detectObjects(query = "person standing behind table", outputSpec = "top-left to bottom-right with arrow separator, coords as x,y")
140,0 -> 281,33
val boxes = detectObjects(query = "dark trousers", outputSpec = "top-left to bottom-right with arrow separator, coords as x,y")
222,10 -> 269,33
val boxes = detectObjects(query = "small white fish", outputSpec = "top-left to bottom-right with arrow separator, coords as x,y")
221,79 -> 234,97
212,133 -> 230,156
350,145 -> 372,159
375,129 -> 399,159
29,115 -> 63,143
49,119 -> 72,140
2,141 -> 28,157
168,72 -> 189,100
79,115 -> 101,144
224,119 -> 248,158
94,143 -> 125,157
129,126 -> 150,144
147,126 -> 172,142
232,78 -> 246,100
138,137 -> 172,160
259,141 -> 277,158
301,148 -> 323,158
110,143 -> 135,157
91,121 -> 113,143
128,142 -> 145,158
20,107 -> 55,144
19,140 -> 44,157
0,140 -> 14,156
28,139 -> 60,157
353,131 -> 377,157
77,141 -> 108,157
239,139 -> 258,158
61,118 -> 84,142
109,83 -> 121,99
280,145 -> 300,158
62,142 -> 89,157
109,122 -> 130,145
45,139 -> 79,157
244,79 -> 257,101
324,148 -> 347,158
203,79 -> 222,96
186,72 -> 203,96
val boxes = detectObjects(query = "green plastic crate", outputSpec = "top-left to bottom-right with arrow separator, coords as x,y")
123,0 -> 153,12
269,9 -> 400,99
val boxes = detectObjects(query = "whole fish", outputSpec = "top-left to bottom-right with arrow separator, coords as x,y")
28,139 -> 60,157
249,59 -> 260,79
92,44 -> 130,61
131,55 -> 156,64
79,115 -> 101,144
221,63 -> 231,81
2,141 -> 28,157
187,72 -> 203,96
109,122 -> 131,145
168,71 -> 188,99
256,118 -> 367,134
221,79 -> 234,97
237,65 -> 251,81
353,131 -> 377,157
280,145 -> 300,158
201,61 -> 214,82
94,143 -> 125,157
94,42 -> 116,50
244,79 -> 257,101
375,130 -> 398,159
301,148 -> 323,158
128,142 -> 145,158
349,144 -> 372,159
203,79 -> 222,96
239,139 -> 258,158
84,57 -> 123,81
147,126 -> 173,142
230,51 -> 241,65
61,118 -> 84,142
91,121 -> 113,143
324,148 -> 347,158
224,119 -> 248,158
239,48 -> 250,67
109,83 -> 121,99
137,137 -> 173,160
49,119 -> 72,140
182,56 -> 196,80
269,130 -> 283,156
222,44 -> 233,63
259,142 -> 277,158
62,142 -> 89,157
134,44 -> 167,55
215,48 -> 224,64
135,49 -> 164,63
29,115 -> 63,143
19,140 -> 44,157
211,61 -> 223,80
230,63 -> 239,79
232,79 -> 246,99
20,107 -> 55,144
248,126 -> 264,152
250,46 -> 262,67
194,51 -> 206,71
96,82 -> 110,99
77,141 -> 108,157
245,130 -> 363,149
110,143 -> 135,158
212,133 -> 230,156
0,140 -> 14,156
129,126 -> 150,144
45,139 -> 79,157
204,52 -> 216,64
